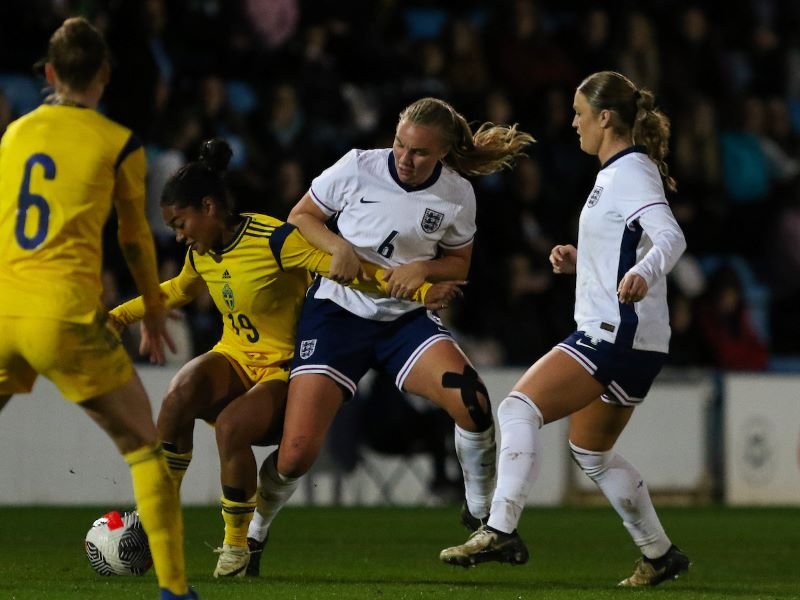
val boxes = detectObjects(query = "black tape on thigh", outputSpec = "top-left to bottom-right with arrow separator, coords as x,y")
441,365 -> 492,431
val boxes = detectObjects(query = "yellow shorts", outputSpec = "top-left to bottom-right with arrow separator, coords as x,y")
0,311 -> 133,402
211,343 -> 290,390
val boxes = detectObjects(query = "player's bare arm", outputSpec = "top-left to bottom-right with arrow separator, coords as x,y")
114,192 -> 176,363
288,193 -> 364,284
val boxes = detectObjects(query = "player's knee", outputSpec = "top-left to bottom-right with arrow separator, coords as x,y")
113,429 -> 157,455
497,392 -> 543,430
276,437 -> 319,478
569,441 -> 613,481
160,379 -> 201,421
214,413 -> 244,456
441,365 -> 493,432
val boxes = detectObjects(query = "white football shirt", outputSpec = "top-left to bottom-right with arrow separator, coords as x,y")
575,147 -> 686,353
309,148 -> 476,320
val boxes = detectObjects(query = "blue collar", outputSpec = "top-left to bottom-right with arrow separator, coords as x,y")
601,145 -> 646,170
388,152 -> 443,192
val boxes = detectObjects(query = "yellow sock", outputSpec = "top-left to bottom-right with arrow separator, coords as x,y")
221,493 -> 256,547
162,445 -> 192,491
125,444 -> 187,596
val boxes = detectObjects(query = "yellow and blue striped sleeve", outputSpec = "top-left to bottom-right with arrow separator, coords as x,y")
109,250 -> 205,325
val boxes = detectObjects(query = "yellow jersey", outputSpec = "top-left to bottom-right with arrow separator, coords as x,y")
0,103 -> 145,323
111,213 -> 432,367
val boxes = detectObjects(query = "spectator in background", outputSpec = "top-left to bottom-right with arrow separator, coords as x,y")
402,39 -> 451,107
487,0 -> 577,104
618,12 -> 661,94
671,95 -> 726,253
537,87 -> 595,221
445,17 -> 491,113
748,24 -> 787,97
267,157 -> 306,221
696,264 -> 769,370
104,0 -> 172,139
719,96 -> 773,258
570,8 -> 615,77
666,283 -> 710,368
765,184 -> 800,354
662,5 -> 727,102
197,75 -> 247,168
245,0 -> 299,50
246,83 -> 308,175
765,96 -> 800,158
294,23 -> 350,157
500,157 -> 563,365
147,111 -> 203,273
754,97 -> 800,186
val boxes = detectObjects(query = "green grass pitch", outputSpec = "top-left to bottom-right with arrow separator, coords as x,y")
0,505 -> 798,599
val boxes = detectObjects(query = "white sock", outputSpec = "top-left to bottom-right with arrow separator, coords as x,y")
569,441 -> 671,559
487,392 -> 543,534
454,424 -> 496,519
247,451 -> 300,543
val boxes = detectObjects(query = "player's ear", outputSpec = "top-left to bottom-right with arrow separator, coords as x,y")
44,63 -> 57,86
201,196 -> 216,215
599,108 -> 613,129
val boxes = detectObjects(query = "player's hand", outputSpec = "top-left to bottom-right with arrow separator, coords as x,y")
423,281 -> 466,311
329,241 -> 365,284
381,262 -> 428,299
549,244 -> 577,274
617,273 -> 649,304
139,301 -> 177,365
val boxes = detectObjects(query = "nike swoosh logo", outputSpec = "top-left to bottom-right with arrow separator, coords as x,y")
575,339 -> 597,351
359,197 -> 379,203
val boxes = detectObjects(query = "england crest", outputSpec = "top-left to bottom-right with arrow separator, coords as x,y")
299,339 -> 317,359
421,208 -> 444,233
587,185 -> 604,207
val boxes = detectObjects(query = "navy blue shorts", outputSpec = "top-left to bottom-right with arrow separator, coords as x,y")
555,331 -> 667,406
290,295 -> 453,397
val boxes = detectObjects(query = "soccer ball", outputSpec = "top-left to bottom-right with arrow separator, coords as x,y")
84,510 -> 153,576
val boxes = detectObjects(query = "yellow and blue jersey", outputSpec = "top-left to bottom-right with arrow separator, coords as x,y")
113,213 -> 334,368
111,212 -> 433,370
188,213 -> 317,367
0,103 -> 145,323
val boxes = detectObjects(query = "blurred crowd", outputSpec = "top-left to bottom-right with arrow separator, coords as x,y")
2,0 -> 800,371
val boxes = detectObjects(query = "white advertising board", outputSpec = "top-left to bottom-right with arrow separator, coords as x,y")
725,375 -> 800,505
0,366 -> 713,506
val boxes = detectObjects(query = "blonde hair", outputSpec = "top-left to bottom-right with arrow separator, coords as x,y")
578,71 -> 676,192
399,97 -> 535,177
